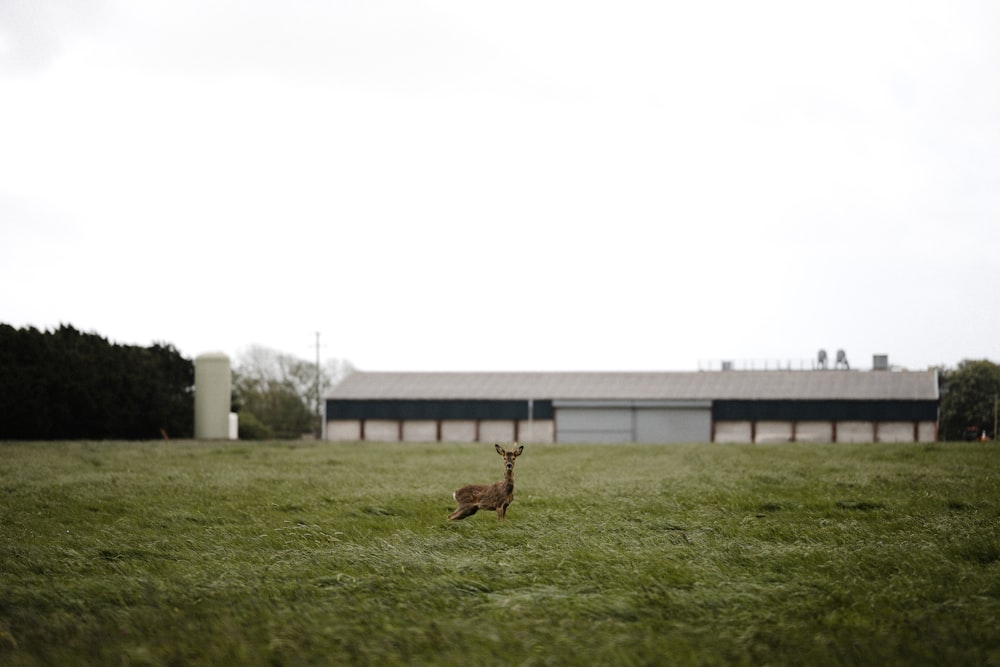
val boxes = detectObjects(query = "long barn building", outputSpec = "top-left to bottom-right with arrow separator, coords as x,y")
325,370 -> 939,444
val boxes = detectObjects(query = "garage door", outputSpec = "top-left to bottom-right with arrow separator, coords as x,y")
554,401 -> 712,443
635,406 -> 712,443
556,405 -> 633,443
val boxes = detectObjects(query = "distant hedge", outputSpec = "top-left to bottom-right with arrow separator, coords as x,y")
0,324 -> 193,440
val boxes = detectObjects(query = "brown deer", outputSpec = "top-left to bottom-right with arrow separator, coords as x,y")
448,443 -> 524,522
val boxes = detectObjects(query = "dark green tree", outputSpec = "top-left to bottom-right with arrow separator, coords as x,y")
0,323 -> 193,439
938,359 -> 1000,441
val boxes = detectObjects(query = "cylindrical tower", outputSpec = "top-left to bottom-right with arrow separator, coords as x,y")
194,352 -> 231,439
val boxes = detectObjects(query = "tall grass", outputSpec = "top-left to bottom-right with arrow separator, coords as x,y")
1,440 -> 998,666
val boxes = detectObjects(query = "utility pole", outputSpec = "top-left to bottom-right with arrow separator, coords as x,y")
314,332 -> 322,439
527,398 -> 534,443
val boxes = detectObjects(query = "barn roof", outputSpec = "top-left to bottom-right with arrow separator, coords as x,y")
327,370 -> 939,402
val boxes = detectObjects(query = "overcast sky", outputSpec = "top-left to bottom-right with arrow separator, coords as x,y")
2,1 -> 998,373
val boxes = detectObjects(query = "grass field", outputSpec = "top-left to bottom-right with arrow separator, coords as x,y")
1,440 -> 999,666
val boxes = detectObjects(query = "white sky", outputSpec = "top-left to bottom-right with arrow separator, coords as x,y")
1,1 -> 998,372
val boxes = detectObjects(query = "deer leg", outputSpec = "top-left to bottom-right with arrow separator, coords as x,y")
448,505 -> 478,521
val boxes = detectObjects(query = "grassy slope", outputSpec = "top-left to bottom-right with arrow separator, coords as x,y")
1,440 -> 998,666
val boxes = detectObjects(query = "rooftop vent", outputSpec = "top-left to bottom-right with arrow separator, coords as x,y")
873,354 -> 889,370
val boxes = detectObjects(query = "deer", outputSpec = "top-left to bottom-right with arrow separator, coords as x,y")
448,443 -> 524,522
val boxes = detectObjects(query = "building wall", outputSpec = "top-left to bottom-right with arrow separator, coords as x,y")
324,418 -> 556,443
327,416 -> 936,444
711,419 -> 933,443
326,396 -> 937,444
711,398 -> 939,444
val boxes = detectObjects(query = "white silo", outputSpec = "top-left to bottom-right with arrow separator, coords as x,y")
194,352 -> 232,439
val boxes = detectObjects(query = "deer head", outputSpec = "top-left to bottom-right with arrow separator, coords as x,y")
497,443 -> 523,472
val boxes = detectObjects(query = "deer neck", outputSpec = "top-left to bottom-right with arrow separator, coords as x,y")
503,468 -> 514,492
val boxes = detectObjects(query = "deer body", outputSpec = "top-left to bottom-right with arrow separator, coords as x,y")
449,444 -> 523,522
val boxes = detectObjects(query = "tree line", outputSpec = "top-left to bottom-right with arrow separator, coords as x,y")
0,324 -> 193,439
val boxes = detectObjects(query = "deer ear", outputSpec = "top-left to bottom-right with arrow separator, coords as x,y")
514,445 -> 523,457
495,443 -> 505,456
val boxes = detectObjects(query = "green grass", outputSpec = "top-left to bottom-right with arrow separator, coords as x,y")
1,440 -> 999,666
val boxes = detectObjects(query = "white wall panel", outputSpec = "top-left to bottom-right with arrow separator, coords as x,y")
364,420 -> 400,442
441,421 -> 477,442
877,422 -> 916,443
754,421 -> 793,443
917,421 -> 937,442
837,421 -> 875,443
795,422 -> 833,443
402,420 -> 437,442
478,420 -> 515,443
517,420 -> 554,443
714,421 -> 752,443
326,420 -> 360,441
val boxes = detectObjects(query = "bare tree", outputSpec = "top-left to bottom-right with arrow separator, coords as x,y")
233,345 -> 353,439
